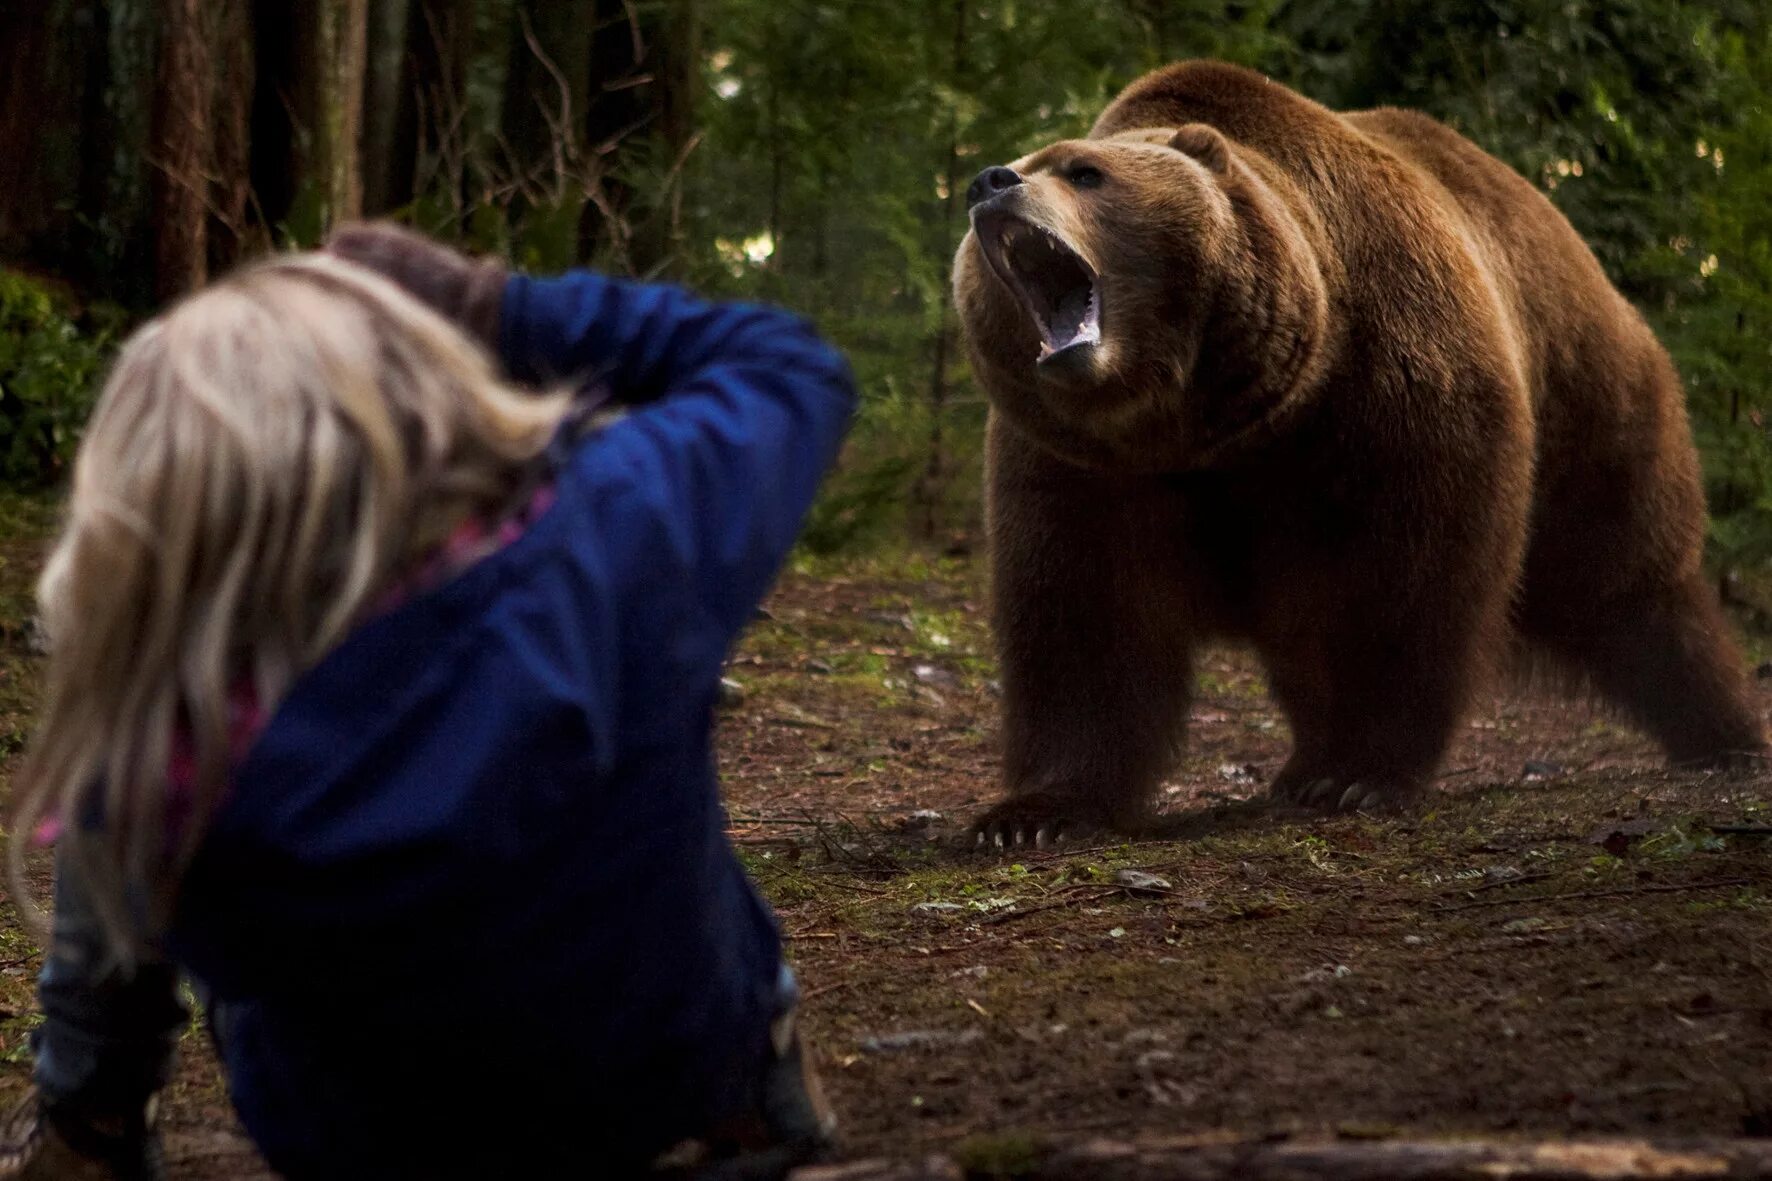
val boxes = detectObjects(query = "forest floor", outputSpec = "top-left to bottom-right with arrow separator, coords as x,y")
0,497 -> 1769,1177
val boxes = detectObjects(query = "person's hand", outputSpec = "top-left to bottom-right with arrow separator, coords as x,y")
324,222 -> 507,351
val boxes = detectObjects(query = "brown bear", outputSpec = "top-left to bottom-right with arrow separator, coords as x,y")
952,60 -> 1766,845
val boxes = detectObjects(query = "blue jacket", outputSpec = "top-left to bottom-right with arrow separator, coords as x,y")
168,272 -> 855,1177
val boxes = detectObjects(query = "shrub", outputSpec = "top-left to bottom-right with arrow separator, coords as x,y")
0,269 -> 116,487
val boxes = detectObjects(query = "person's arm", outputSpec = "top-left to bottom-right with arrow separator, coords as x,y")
323,223 -> 856,637
511,270 -> 855,639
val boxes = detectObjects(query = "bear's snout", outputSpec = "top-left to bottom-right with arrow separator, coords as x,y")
967,166 -> 1023,211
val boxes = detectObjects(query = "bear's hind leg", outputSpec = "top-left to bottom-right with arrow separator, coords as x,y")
1528,573 -> 1766,768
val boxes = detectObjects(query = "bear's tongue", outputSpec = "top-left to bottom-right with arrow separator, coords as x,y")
1003,223 -> 1100,360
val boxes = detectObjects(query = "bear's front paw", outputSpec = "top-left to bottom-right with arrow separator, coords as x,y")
968,793 -> 1108,851
1269,775 -> 1417,814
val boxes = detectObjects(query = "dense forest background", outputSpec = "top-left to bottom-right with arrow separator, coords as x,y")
1,0 -> 1769,561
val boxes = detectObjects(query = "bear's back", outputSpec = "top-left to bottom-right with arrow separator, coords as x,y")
1092,61 -> 1665,426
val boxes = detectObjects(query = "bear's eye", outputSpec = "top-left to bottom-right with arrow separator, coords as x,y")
1066,165 -> 1105,189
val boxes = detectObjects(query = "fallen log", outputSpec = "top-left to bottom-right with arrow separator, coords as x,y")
790,1135 -> 1772,1181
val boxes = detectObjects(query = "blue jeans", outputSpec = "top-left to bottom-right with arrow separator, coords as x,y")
31,855 -> 186,1120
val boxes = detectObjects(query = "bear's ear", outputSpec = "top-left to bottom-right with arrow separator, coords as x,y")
1170,124 -> 1231,175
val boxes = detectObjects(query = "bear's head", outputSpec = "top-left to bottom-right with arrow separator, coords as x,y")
954,125 -> 1329,472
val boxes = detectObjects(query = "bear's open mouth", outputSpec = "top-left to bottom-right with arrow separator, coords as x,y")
977,215 -> 1101,362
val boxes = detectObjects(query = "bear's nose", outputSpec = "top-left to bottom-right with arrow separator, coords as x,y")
966,166 -> 1023,210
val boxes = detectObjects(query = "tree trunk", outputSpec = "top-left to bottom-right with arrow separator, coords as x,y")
207,2 -> 257,273
503,0 -> 593,178
918,0 -> 970,540
578,0 -> 697,274
0,2 -> 60,263
314,0 -> 369,227
248,0 -> 300,236
361,0 -> 413,216
396,0 -> 481,226
0,0 -> 112,285
150,0 -> 211,299
646,0 -> 700,272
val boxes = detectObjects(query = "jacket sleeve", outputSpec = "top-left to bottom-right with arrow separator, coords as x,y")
498,271 -> 857,644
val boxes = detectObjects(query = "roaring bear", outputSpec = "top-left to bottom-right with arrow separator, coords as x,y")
952,60 -> 1766,844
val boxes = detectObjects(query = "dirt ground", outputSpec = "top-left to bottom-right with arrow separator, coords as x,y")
0,506 -> 1768,1177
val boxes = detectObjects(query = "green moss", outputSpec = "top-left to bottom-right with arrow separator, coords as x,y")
952,1131 -> 1043,1178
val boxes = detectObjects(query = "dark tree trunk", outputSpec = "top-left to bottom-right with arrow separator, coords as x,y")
150,0 -> 212,299
0,3 -> 59,263
503,0 -> 594,177
361,0 -> 413,216
313,0 -> 368,227
0,0 -> 109,282
575,0 -> 694,274
249,0 -> 301,236
395,0 -> 480,224
918,0 -> 970,540
208,2 -> 257,273
646,0 -> 700,272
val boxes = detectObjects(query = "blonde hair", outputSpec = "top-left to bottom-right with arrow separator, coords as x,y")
10,253 -> 570,966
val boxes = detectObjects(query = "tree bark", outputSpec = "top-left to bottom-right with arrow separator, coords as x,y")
0,0 -> 115,285
361,0 -> 413,216
150,0 -> 211,299
918,0 -> 970,540
502,0 -> 593,183
578,0 -> 697,274
395,0 -> 480,223
0,2 -> 59,262
208,2 -> 257,272
788,1136 -> 1772,1181
315,0 -> 369,226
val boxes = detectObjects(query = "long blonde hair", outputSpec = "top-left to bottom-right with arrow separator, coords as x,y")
10,253 -> 570,967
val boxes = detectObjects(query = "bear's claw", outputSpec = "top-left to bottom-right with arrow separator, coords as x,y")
1276,775 -> 1406,814
968,796 -> 1104,852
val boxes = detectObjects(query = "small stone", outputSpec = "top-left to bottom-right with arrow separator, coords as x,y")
1402,934 -> 1426,946
1113,868 -> 1174,894
911,901 -> 964,914
717,677 -> 746,708
864,610 -> 914,631
1108,927 -> 1127,938
806,658 -> 834,674
912,664 -> 962,690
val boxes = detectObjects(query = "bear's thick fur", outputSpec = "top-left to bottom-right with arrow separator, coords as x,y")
953,60 -> 1765,841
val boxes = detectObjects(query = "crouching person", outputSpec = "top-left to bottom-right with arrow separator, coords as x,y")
0,225 -> 853,1180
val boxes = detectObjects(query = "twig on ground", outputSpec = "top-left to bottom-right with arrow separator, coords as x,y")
980,887 -> 1121,927
801,979 -> 854,1003
1455,870 -> 1555,895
